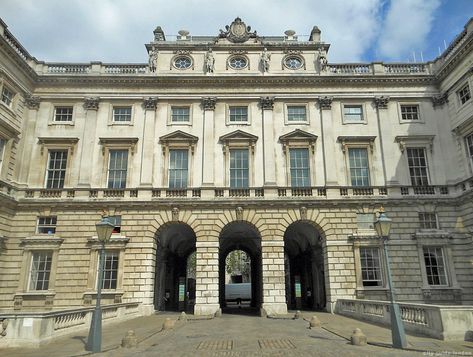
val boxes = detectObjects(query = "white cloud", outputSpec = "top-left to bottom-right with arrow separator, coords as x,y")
377,0 -> 441,60
1,0 -> 383,62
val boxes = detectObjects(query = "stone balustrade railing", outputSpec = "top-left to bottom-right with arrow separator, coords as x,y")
335,299 -> 473,340
1,179 -> 473,202
0,302 -> 140,347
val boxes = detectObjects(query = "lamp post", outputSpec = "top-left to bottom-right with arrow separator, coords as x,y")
374,207 -> 407,349
86,217 -> 115,353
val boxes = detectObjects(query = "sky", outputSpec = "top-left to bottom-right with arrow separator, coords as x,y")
0,0 -> 471,64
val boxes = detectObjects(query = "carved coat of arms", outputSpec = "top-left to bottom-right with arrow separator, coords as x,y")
219,17 -> 257,43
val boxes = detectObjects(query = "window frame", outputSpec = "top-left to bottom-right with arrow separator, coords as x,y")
168,148 -> 189,189
457,83 -> 471,106
398,103 -> 423,123
53,106 -> 74,123
229,148 -> 250,189
100,250 -> 120,290
227,105 -> 249,125
418,212 -> 439,230
0,137 -> 6,177
359,246 -> 384,287
406,147 -> 430,186
1,85 -> 15,108
282,55 -> 305,70
107,149 -> 129,189
285,104 -> 309,124
347,147 -> 371,187
37,216 -> 58,234
289,147 -> 311,187
466,132 -> 473,172
422,246 -> 449,287
227,55 -> 249,70
112,106 -> 133,124
45,149 -> 68,189
168,105 -> 192,125
28,251 -> 53,291
342,103 -> 366,124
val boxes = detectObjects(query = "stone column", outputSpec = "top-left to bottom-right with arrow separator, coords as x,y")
194,239 -> 220,315
140,97 -> 158,186
260,97 -> 276,186
201,97 -> 216,186
318,97 -> 338,185
18,95 -> 40,185
261,235 -> 287,315
78,97 -> 99,187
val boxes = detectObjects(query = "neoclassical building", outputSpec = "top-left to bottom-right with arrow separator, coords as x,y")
0,17 -> 472,321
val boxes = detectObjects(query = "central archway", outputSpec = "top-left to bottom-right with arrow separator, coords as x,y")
284,221 -> 326,310
154,223 -> 196,312
219,221 -> 262,314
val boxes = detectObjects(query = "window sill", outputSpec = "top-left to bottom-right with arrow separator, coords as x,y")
87,235 -> 129,249
109,122 -> 133,126
342,120 -> 367,125
285,121 -> 309,125
83,290 -> 124,296
15,291 -> 56,297
399,120 -> 425,124
48,121 -> 75,126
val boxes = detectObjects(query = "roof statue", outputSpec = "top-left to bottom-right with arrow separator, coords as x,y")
218,17 -> 258,43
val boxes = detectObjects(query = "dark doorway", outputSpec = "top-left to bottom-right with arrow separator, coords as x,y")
284,222 -> 325,310
219,222 -> 262,315
154,223 -> 196,312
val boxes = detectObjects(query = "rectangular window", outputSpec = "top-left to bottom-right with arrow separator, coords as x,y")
102,251 -> 119,290
230,149 -> 249,188
357,213 -> 375,230
171,107 -> 190,122
54,107 -> 73,122
407,148 -> 429,186
229,106 -> 248,122
289,148 -> 310,187
400,105 -> 420,121
1,86 -> 14,107
29,252 -> 52,291
419,212 -> 438,229
360,247 -> 382,287
108,215 -> 121,234
169,149 -> 188,188
423,247 -> 447,286
348,148 -> 370,187
466,133 -> 473,166
343,105 -> 363,122
458,84 -> 471,105
108,150 -> 128,189
113,107 -> 132,122
46,150 -> 68,189
287,106 -> 307,122
37,217 -> 57,234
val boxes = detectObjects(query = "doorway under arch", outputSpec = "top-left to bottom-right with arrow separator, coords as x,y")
219,221 -> 262,314
284,221 -> 326,310
154,223 -> 196,312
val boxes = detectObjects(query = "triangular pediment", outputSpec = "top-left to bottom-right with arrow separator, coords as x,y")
219,130 -> 258,143
279,129 -> 318,143
159,130 -> 198,144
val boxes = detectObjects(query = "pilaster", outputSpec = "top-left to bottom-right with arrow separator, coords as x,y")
260,97 -> 276,186
201,97 -> 216,187
140,98 -> 157,187
318,97 -> 338,185
78,97 -> 99,187
18,96 -> 40,185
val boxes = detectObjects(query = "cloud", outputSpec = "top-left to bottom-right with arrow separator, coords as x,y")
376,0 -> 441,60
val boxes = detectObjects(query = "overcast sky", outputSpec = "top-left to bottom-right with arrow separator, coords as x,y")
1,0 -> 471,63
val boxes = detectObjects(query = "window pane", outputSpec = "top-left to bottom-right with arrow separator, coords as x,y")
113,107 -> 132,122
37,216 -> 57,234
458,85 -> 471,105
401,105 -> 419,120
102,251 -> 119,290
289,148 -> 310,187
419,212 -> 438,229
46,150 -> 68,188
29,252 -> 52,290
287,106 -> 306,122
108,150 -> 128,189
344,105 -> 363,122
1,87 -> 13,106
360,247 -> 382,286
423,247 -> 447,286
169,149 -> 188,188
54,107 -> 73,122
229,106 -> 248,122
407,148 -> 429,186
466,133 -> 473,165
230,149 -> 249,188
348,148 -> 370,187
171,107 -> 190,122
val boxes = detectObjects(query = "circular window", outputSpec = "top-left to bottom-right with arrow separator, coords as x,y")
174,56 -> 192,69
229,56 -> 248,70
284,56 -> 303,70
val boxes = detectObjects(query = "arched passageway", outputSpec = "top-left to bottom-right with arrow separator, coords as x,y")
284,221 -> 326,310
219,221 -> 262,314
154,223 -> 196,312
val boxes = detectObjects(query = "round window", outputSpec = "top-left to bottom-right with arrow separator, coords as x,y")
284,56 -> 303,70
229,56 -> 248,70
174,56 -> 192,69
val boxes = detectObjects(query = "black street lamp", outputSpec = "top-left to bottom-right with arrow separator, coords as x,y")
86,217 -> 115,353
374,207 -> 408,349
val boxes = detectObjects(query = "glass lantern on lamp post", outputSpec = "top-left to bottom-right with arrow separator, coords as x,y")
374,207 -> 407,349
86,217 -> 115,353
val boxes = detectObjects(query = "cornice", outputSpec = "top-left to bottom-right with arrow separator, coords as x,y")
435,31 -> 473,81
0,37 -> 37,85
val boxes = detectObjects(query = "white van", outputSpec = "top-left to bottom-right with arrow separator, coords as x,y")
225,283 -> 251,304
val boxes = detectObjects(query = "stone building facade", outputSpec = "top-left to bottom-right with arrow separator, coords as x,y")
0,17 -> 472,318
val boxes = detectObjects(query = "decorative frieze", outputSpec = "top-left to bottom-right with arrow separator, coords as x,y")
143,97 -> 158,110
202,97 -> 217,111
318,96 -> 332,109
25,95 -> 40,110
83,97 -> 99,111
260,96 -> 274,110
374,96 -> 389,109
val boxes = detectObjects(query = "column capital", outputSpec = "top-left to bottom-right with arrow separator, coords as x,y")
143,96 -> 158,110
260,96 -> 274,110
431,93 -> 448,108
374,96 -> 390,109
83,97 -> 100,111
318,96 -> 332,109
201,97 -> 217,111
25,94 -> 40,110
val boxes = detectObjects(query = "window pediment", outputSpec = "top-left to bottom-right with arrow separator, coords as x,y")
38,137 -> 79,155
279,129 -> 317,144
99,137 -> 139,155
20,235 -> 64,249
219,130 -> 258,144
159,130 -> 198,145
337,135 -> 376,153
394,135 -> 434,153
